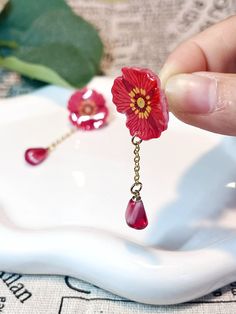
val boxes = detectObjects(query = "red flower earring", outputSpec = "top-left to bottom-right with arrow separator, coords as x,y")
25,88 -> 109,166
111,67 -> 169,230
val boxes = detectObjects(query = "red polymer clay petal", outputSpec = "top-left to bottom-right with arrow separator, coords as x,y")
148,88 -> 160,106
68,88 -> 106,114
125,113 -> 141,137
122,78 -> 135,92
142,114 -> 163,139
147,89 -> 168,129
69,103 -> 108,130
121,67 -> 141,89
68,88 -> 109,130
89,90 -> 105,107
125,90 -> 168,140
67,89 -> 86,112
111,77 -> 132,113
138,69 -> 158,93
111,67 -> 169,140
150,96 -> 168,129
122,67 -> 158,94
97,104 -> 109,120
126,112 -> 146,139
126,112 -> 162,140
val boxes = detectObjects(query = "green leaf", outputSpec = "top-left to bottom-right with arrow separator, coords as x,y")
14,44 -> 96,87
0,0 -> 70,41
0,0 -> 103,87
0,56 -> 71,87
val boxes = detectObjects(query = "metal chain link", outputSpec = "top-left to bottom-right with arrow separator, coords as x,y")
48,128 -> 77,152
130,136 -> 143,200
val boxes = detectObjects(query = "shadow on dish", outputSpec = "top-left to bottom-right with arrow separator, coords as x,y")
147,138 -> 236,251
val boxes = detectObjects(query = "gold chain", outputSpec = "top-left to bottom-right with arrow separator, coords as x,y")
48,128 -> 77,152
130,136 -> 142,200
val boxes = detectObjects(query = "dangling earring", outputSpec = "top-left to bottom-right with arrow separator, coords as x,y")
111,67 -> 169,230
24,88 -> 109,166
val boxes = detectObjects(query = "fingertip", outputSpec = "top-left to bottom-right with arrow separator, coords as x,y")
159,62 -> 180,88
165,72 -> 236,136
160,40 -> 207,88
165,73 -> 217,114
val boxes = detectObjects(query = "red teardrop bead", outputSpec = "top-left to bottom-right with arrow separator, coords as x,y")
24,148 -> 49,166
125,198 -> 148,230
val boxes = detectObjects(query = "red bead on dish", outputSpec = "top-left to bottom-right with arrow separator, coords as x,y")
111,67 -> 169,140
68,88 -> 109,130
25,147 -> 49,166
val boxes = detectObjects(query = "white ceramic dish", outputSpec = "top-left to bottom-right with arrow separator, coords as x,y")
0,77 -> 236,305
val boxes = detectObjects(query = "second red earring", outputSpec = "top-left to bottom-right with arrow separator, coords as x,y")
24,88 -> 109,166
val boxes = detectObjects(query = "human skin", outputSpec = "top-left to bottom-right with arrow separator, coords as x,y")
160,15 -> 236,136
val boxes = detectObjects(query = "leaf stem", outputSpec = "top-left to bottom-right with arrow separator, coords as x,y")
0,55 -> 72,87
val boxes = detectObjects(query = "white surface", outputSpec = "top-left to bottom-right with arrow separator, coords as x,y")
0,77 -> 236,305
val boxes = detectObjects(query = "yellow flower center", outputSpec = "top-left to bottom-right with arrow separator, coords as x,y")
129,87 -> 152,119
137,97 -> 145,109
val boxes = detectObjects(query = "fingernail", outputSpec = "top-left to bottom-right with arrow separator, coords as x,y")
159,63 -> 180,88
165,74 -> 218,114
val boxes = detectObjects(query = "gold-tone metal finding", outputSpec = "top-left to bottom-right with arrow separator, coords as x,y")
130,135 -> 143,200
132,136 -> 142,145
48,128 -> 77,152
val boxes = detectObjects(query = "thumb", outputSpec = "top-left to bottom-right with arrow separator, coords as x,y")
165,72 -> 236,136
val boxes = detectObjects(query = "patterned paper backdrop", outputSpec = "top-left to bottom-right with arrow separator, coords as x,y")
1,1 -> 236,313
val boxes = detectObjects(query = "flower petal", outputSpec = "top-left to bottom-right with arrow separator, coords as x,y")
122,67 -> 158,94
126,113 -> 160,140
111,77 -> 132,113
68,88 -> 109,130
111,67 -> 169,140
89,90 -> 106,107
67,89 -> 87,112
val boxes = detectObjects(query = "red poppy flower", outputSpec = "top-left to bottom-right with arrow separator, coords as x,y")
68,88 -> 109,130
111,67 -> 169,140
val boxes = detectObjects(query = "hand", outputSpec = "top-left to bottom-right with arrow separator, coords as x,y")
160,16 -> 236,136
